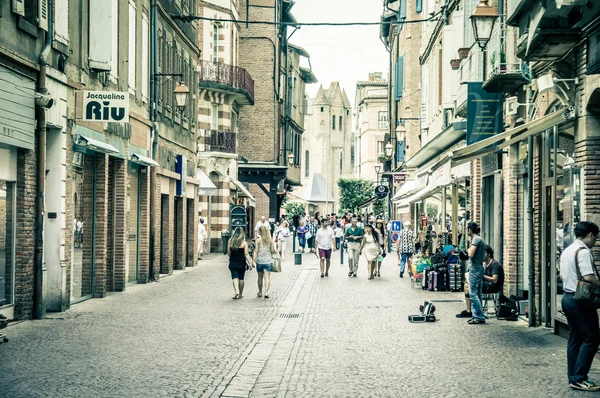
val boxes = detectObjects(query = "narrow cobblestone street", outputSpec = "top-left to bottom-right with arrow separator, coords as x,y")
1,251 -> 597,398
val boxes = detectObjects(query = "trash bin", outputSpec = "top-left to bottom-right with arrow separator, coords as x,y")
221,230 -> 230,255
294,252 -> 302,265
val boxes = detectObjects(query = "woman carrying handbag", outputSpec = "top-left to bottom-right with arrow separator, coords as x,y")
253,226 -> 276,299
559,221 -> 600,391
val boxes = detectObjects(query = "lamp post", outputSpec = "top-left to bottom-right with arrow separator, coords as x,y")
470,0 -> 498,80
375,164 -> 381,184
173,81 -> 190,112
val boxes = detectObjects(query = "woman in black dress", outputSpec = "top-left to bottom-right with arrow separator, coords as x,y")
228,227 -> 252,299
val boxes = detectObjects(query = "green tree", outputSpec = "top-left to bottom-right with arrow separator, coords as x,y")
426,203 -> 439,219
373,199 -> 386,218
337,177 -> 374,214
284,201 -> 306,219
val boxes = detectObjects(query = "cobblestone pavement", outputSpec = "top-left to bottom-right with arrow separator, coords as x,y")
1,249 -> 599,398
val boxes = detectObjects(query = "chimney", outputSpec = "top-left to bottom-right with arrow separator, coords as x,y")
368,73 -> 374,81
374,72 -> 383,80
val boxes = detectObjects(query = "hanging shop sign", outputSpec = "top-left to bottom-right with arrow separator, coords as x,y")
374,185 -> 390,199
82,91 -> 129,122
466,82 -> 503,145
393,173 -> 407,183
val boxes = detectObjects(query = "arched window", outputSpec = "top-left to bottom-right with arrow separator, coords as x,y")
320,107 -> 324,112
339,116 -> 343,131
305,150 -> 310,177
332,115 -> 336,130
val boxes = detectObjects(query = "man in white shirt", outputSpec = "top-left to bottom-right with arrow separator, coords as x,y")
559,221 -> 600,391
254,216 -> 271,233
316,219 -> 335,278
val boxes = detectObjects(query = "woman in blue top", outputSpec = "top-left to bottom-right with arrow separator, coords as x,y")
297,220 -> 307,253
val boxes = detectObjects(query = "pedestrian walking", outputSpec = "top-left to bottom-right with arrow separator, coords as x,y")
253,225 -> 276,299
254,216 -> 271,235
227,227 -> 253,300
375,219 -> 387,277
307,216 -> 318,253
275,220 -> 290,260
361,224 -> 382,280
559,221 -> 600,391
297,220 -> 307,253
344,217 -> 364,277
334,223 -> 343,250
316,219 -> 335,278
465,221 -> 486,324
396,221 -> 415,278
198,218 -> 207,260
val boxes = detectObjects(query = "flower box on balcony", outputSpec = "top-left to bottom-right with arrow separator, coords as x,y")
450,59 -> 461,70
458,48 -> 470,59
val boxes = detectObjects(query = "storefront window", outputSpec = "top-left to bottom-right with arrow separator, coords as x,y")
71,153 -> 95,301
0,181 -> 15,306
555,131 -> 577,318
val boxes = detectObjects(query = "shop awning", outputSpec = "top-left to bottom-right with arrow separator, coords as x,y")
74,134 -> 119,155
404,122 -> 466,169
391,179 -> 417,201
197,169 -> 217,196
231,178 -> 256,207
130,152 -> 159,167
395,185 -> 431,207
450,108 -> 569,167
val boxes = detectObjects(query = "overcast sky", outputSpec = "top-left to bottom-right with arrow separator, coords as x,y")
289,0 -> 389,107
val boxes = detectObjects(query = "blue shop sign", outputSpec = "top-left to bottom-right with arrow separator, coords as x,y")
466,82 -> 504,145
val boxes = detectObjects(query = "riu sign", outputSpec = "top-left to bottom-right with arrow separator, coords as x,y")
82,91 -> 129,122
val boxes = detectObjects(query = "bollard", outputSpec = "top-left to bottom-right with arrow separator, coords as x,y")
387,230 -> 392,253
294,252 -> 302,265
340,242 -> 344,264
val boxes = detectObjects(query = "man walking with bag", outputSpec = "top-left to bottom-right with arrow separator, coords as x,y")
560,221 -> 600,391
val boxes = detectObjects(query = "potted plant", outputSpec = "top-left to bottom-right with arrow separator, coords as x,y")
458,47 -> 470,59
499,50 -> 507,72
378,153 -> 391,163
450,58 -> 461,70
490,51 -> 496,69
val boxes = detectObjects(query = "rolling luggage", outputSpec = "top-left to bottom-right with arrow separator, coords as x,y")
436,268 -> 448,291
428,271 -> 437,291
448,264 -> 462,292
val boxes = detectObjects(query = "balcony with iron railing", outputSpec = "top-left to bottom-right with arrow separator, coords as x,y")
482,24 -> 528,93
198,129 -> 237,155
199,60 -> 255,105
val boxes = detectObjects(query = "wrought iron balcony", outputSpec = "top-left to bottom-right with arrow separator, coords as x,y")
199,61 -> 255,105
207,129 -> 236,154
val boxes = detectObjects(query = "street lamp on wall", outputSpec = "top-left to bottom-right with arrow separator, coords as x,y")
173,81 -> 190,112
470,0 -> 498,50
395,124 -> 406,143
287,152 -> 295,166
385,142 -> 394,158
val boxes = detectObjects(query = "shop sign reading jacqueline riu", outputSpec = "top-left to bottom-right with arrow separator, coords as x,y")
82,91 -> 129,122
466,82 -> 503,145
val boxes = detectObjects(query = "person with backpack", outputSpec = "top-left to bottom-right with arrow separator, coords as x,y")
465,221 -> 487,325
560,221 -> 600,391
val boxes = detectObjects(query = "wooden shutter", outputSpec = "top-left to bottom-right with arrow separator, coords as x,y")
38,0 -> 49,31
438,48 -> 443,106
89,0 -> 112,71
395,56 -> 404,101
12,0 -> 25,16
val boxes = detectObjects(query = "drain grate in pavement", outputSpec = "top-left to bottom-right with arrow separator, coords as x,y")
429,300 -> 464,303
279,313 -> 301,318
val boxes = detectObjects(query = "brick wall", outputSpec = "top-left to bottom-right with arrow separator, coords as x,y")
470,159 -> 482,224
138,169 -> 151,282
161,192 -> 173,275
503,145 -> 519,297
533,135 -> 542,324
112,159 -> 127,291
93,154 -> 109,298
175,196 -> 187,270
150,170 -> 162,280
186,198 -> 197,267
106,160 -> 115,291
13,147 -> 37,320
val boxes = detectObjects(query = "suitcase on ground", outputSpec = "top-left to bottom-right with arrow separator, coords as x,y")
448,265 -> 461,292
422,269 -> 429,290
436,269 -> 448,291
428,271 -> 437,291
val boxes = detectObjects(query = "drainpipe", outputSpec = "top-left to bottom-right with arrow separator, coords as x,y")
527,135 -> 535,327
35,0 -> 53,319
149,0 -> 158,280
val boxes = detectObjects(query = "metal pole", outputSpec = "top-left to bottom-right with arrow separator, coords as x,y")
340,240 -> 344,264
292,226 -> 296,252
527,136 -> 535,327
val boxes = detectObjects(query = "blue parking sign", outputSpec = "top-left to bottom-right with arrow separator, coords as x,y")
391,220 -> 402,232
